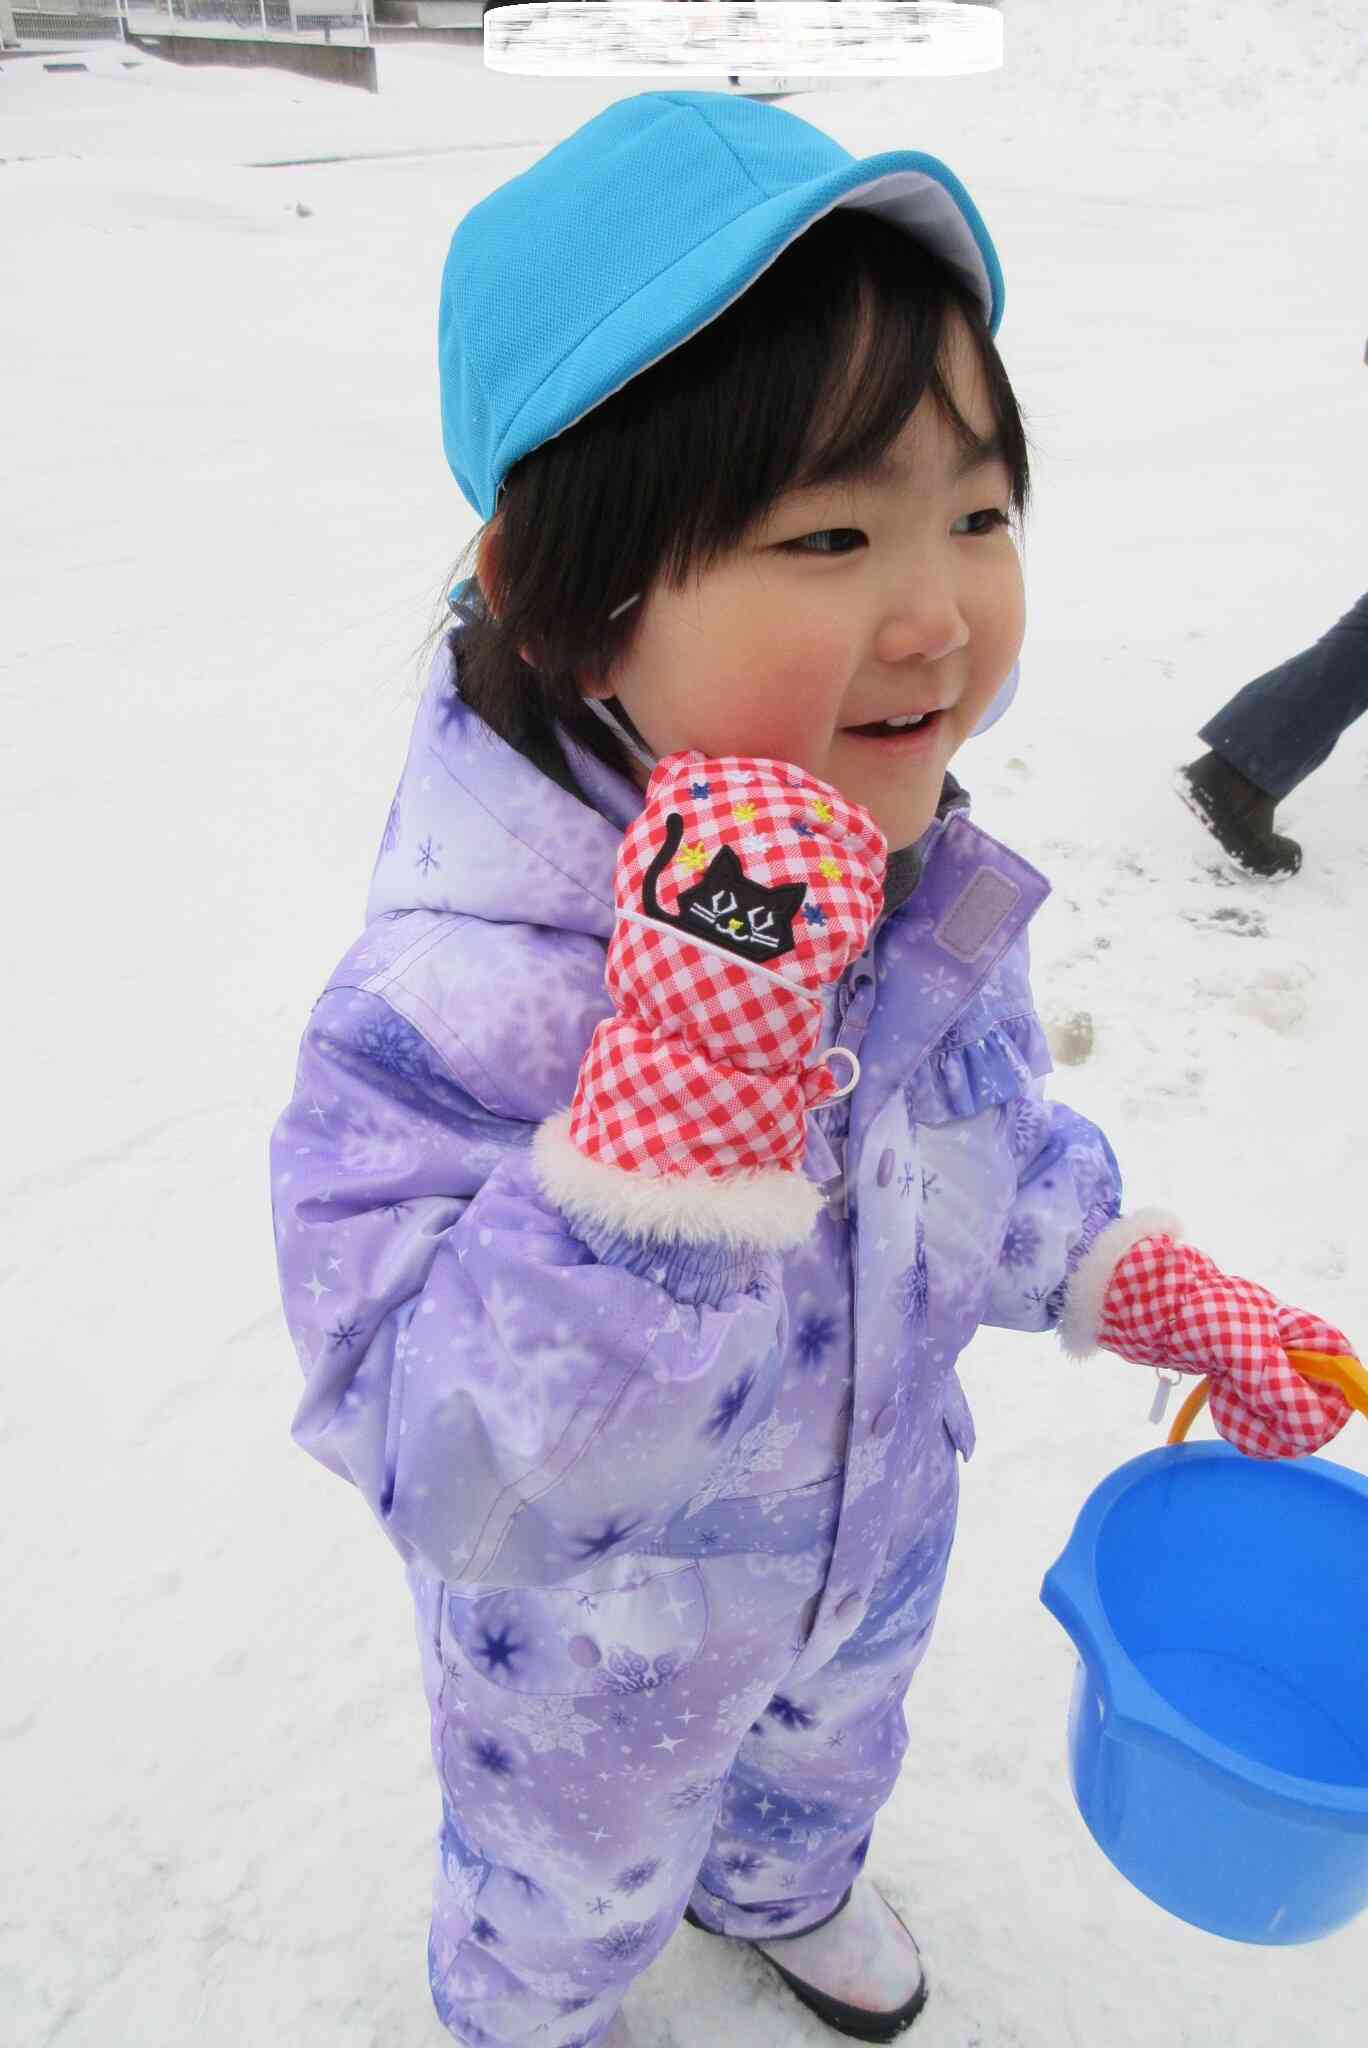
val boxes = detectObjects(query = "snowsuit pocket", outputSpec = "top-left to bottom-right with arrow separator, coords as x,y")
440,1560 -> 709,1698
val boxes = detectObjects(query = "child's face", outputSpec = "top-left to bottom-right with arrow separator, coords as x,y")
585,316 -> 1025,852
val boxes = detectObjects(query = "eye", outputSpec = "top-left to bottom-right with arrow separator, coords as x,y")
779,509 -> 1011,555
779,529 -> 863,556
951,508 -> 1012,537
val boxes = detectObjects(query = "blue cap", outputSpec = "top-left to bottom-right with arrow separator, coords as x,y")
439,89 -> 1005,521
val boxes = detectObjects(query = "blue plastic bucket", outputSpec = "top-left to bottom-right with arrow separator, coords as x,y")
1041,1441 -> 1368,1944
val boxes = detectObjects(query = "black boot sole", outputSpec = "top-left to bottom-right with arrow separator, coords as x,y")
683,1894 -> 930,2042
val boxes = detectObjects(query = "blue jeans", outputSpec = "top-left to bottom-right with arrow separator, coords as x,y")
1199,589 -> 1368,802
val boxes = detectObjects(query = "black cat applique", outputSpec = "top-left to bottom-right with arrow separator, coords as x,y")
642,813 -> 807,965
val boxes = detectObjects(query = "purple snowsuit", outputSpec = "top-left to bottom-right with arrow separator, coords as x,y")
269,636 -> 1122,2048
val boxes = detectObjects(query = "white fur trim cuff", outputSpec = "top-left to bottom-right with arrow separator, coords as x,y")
531,1108 -> 824,1254
1056,1208 -> 1187,1360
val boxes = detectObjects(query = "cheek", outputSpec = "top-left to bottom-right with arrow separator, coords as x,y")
700,665 -> 838,769
966,565 -> 1026,714
994,556 -> 1027,651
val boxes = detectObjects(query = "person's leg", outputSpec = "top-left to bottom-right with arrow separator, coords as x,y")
1198,590 -> 1368,801
405,1560 -> 719,2046
406,1535 -> 832,2048
685,1416 -> 960,1961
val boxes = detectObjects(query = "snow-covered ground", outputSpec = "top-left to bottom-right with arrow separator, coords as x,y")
3,5 -> 1367,2043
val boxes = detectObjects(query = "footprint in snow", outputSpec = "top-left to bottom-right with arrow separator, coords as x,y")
1236,967 -> 1310,1035
1181,904 -> 1269,938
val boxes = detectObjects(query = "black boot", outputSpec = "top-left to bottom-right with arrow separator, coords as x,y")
1175,751 -> 1302,877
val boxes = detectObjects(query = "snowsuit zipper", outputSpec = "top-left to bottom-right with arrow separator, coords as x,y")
822,953 -> 878,1224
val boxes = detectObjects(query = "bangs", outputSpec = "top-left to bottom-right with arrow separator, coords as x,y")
642,209 -> 1031,594
782,279 -> 1030,520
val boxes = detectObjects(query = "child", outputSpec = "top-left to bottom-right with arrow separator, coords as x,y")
269,93 -> 1357,2048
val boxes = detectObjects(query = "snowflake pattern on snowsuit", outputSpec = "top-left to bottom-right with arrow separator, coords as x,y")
270,638 -> 1123,2046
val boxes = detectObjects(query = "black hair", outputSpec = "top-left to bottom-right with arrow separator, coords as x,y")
417,205 -> 1034,802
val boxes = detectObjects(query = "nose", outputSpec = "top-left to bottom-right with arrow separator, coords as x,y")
875,569 -> 970,666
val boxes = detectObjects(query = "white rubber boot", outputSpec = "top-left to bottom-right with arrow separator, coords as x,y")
753,1874 -> 927,2037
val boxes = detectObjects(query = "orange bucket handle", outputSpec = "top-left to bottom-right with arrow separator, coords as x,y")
1167,1349 -> 1368,1447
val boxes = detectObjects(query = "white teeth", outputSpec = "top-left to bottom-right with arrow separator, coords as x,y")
885,713 -> 927,728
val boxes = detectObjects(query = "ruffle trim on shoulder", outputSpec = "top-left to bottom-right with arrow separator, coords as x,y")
902,1011 -> 1053,1126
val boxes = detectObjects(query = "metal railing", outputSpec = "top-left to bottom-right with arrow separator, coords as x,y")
11,1 -> 124,36
129,0 -> 371,39
13,0 -> 374,43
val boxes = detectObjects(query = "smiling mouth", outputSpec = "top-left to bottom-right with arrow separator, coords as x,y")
843,709 -> 945,742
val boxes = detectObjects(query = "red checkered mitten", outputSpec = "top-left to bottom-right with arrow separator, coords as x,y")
1058,1212 -> 1355,1459
533,752 -> 887,1252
